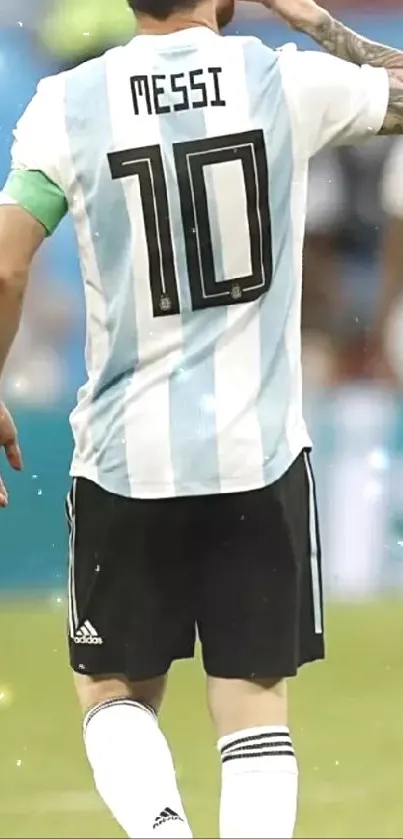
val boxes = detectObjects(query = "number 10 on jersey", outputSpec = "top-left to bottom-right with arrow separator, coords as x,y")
108,129 -> 272,317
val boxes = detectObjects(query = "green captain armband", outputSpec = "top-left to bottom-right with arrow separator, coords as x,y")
4,169 -> 68,235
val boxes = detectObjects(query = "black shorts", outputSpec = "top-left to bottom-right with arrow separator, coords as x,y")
66,449 -> 324,681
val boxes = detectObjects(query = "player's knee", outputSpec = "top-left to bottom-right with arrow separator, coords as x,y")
206,675 -> 287,738
74,673 -> 167,716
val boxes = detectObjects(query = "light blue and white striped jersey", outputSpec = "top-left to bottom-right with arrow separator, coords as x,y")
7,28 -> 388,497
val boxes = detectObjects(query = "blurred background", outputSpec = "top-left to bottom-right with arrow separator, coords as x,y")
0,1 -> 402,838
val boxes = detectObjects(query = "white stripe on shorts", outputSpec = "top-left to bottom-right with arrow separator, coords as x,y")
67,478 -> 79,636
304,453 -> 323,635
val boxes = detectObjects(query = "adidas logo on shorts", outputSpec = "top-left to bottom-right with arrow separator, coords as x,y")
153,808 -> 183,830
72,621 -> 103,645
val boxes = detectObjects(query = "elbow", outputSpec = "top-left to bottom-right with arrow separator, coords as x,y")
0,268 -> 27,299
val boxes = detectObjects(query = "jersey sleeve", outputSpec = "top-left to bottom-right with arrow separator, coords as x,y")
1,76 -> 68,235
382,138 -> 403,217
278,47 -> 389,158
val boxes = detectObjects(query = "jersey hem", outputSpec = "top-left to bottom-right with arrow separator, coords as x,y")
69,432 -> 312,499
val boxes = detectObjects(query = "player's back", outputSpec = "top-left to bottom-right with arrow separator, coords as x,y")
63,29 -> 310,497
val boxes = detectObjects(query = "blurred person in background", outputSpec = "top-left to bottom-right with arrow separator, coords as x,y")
374,137 -> 403,386
302,140 -> 394,387
1,0 -> 403,837
302,150 -> 345,387
333,138 -> 394,381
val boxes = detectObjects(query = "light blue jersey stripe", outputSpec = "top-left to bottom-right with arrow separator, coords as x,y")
242,42 -> 295,478
158,52 -> 225,494
65,56 -> 138,495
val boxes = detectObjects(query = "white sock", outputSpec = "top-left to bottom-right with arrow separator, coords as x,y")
218,725 -> 298,839
84,698 -> 192,838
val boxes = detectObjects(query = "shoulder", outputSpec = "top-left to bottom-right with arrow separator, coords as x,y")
62,45 -> 127,90
276,45 -> 327,75
222,33 -> 276,56
62,51 -> 109,85
58,48 -> 128,113
15,72 -> 66,138
222,34 -> 280,78
30,71 -> 66,108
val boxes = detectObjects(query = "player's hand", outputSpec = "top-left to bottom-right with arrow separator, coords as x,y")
0,402 -> 22,507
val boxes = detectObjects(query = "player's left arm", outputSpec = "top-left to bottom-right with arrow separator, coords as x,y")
0,202 -> 48,507
0,76 -> 68,505
0,76 -> 68,379
0,205 -> 46,379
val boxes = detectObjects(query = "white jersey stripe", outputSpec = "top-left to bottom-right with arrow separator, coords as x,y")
158,54 -> 224,494
114,46 -> 179,493
204,44 -> 264,489
215,303 -> 264,491
240,41 -> 303,484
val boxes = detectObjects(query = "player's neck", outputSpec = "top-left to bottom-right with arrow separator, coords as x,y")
136,8 -> 218,36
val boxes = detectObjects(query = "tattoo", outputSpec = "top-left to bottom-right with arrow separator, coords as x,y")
300,10 -> 403,135
382,70 -> 403,134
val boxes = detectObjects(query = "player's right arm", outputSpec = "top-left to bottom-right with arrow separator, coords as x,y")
261,0 -> 403,137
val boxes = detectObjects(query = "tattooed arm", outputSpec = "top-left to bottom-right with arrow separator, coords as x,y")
265,0 -> 403,135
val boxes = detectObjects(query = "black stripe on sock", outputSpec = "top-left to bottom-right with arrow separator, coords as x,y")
222,740 -> 293,757
222,748 -> 295,764
221,731 -> 291,755
83,697 -> 156,734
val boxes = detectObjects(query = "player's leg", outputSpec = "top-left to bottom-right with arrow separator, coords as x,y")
66,479 -> 194,838
209,677 -> 295,839
76,673 -> 191,838
197,451 -> 324,838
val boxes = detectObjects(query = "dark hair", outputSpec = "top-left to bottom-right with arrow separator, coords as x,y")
128,0 -> 200,20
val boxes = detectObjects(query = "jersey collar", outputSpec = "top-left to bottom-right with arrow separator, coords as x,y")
129,26 -> 220,47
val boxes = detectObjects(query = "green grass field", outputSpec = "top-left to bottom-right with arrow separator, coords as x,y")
0,598 -> 402,838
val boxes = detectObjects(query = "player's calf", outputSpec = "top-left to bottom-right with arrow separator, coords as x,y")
208,676 -> 298,839
75,674 -> 192,838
